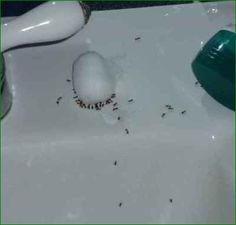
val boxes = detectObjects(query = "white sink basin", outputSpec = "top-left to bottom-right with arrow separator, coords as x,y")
2,1 -> 234,223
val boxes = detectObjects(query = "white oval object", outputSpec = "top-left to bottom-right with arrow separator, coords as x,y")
72,51 -> 115,105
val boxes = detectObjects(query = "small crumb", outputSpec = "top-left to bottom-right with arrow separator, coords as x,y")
118,202 -> 123,207
168,107 -> 174,111
128,99 -> 134,103
181,110 -> 186,115
165,104 -> 171,108
195,81 -> 199,85
113,107 -> 118,111
161,113 -> 166,118
111,93 -> 116,98
117,116 -> 121,121
169,198 -> 173,203
113,102 -> 118,107
134,37 -> 141,41
66,79 -> 71,82
73,96 -> 78,99
113,160 -> 117,166
125,128 -> 129,134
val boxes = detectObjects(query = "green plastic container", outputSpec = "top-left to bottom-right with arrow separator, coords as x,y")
192,30 -> 235,111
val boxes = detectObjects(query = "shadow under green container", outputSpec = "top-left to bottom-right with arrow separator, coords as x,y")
192,30 -> 235,111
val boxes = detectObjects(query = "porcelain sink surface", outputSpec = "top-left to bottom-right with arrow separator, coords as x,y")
1,2 -> 234,223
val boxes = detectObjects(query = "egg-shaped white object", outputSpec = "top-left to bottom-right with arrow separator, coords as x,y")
72,51 -> 115,105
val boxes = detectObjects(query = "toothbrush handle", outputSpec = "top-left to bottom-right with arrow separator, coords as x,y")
1,1 -> 90,52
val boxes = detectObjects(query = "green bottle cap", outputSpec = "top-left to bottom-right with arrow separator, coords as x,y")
192,30 -> 235,110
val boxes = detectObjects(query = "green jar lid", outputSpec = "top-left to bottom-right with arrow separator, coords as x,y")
192,30 -> 235,111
